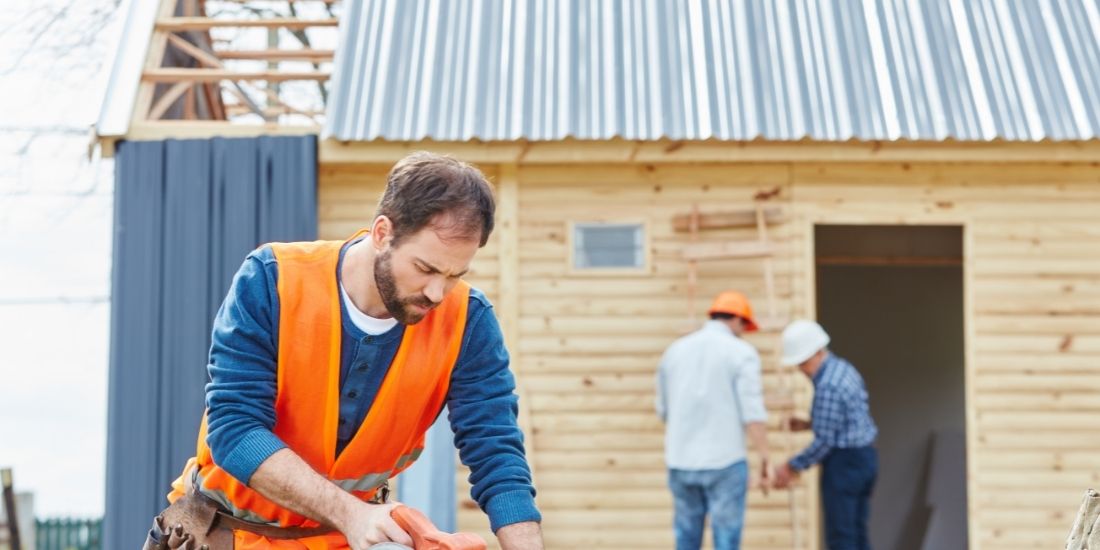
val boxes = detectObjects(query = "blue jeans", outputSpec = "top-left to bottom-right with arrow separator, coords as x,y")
821,447 -> 878,550
668,461 -> 748,550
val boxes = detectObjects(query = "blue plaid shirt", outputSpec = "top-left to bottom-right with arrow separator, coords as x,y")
789,353 -> 877,471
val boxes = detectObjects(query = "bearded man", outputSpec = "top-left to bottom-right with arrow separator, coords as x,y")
145,152 -> 542,550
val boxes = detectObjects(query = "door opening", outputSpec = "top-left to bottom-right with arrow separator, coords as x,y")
814,225 -> 967,550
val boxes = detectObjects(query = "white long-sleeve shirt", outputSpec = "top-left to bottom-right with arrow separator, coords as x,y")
656,320 -> 768,470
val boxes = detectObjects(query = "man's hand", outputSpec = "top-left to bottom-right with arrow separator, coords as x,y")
773,462 -> 799,489
248,450 -> 413,550
787,417 -> 812,432
496,521 -> 543,550
755,456 -> 773,496
342,501 -> 413,550
744,421 -> 771,496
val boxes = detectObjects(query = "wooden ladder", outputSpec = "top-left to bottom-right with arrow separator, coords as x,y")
675,199 -> 804,548
677,201 -> 782,328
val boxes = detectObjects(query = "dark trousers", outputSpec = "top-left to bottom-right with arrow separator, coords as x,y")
821,447 -> 878,550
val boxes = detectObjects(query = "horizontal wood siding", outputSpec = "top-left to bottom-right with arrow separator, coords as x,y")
791,163 -> 1100,550
319,157 -> 1100,549
512,163 -> 812,549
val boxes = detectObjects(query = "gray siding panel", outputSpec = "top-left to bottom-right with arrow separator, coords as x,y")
104,136 -> 317,549
325,0 -> 1100,142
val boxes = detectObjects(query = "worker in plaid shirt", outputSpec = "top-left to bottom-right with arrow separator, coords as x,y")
774,320 -> 878,550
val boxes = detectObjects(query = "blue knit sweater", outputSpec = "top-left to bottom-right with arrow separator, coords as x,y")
203,242 -> 539,531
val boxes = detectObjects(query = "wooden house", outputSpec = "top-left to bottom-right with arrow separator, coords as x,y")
98,1 -> 1100,548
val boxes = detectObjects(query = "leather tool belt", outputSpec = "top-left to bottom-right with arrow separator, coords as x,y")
141,480 -> 390,549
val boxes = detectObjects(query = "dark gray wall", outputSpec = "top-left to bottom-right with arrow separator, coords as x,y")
105,136 -> 317,549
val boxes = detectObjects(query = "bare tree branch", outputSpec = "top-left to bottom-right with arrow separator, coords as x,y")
1,3 -> 72,75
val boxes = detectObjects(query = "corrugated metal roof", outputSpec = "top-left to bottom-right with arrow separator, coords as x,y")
325,0 -> 1100,142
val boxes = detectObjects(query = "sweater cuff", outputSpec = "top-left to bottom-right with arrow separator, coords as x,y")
789,455 -> 812,472
485,489 -> 541,532
220,429 -> 287,485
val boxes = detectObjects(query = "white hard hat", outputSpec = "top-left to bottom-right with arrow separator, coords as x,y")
781,320 -> 831,366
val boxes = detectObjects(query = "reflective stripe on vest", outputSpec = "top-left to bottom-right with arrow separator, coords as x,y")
169,230 -> 469,528
194,462 -> 404,526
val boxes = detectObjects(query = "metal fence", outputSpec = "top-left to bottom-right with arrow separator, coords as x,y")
34,518 -> 101,550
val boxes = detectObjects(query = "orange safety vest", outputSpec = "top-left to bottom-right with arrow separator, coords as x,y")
169,231 -> 470,549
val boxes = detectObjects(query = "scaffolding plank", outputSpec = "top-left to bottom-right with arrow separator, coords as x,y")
672,207 -> 783,232
209,0 -> 339,3
218,49 -> 335,61
143,68 -> 330,82
155,17 -> 339,31
681,241 -> 775,261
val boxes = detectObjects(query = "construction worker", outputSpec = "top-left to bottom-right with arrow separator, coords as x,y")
773,320 -> 878,550
655,291 -> 771,550
144,153 -> 542,550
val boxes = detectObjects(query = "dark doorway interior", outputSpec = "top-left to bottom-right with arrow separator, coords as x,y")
814,225 -> 967,550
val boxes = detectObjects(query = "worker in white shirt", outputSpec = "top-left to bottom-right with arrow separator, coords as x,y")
656,291 -> 771,550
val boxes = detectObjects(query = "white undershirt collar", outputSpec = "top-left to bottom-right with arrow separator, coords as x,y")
339,282 -> 398,335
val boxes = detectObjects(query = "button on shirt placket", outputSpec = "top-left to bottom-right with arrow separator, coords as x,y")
337,337 -> 378,445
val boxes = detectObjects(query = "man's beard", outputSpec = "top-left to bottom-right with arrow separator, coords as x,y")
374,249 -> 437,325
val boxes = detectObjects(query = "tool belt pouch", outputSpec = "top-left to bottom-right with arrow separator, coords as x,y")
142,490 -> 339,550
142,492 -> 233,550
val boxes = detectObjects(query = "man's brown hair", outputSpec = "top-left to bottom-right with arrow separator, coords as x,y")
376,152 -> 495,247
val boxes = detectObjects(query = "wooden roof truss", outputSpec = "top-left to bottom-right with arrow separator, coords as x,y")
136,0 -> 339,127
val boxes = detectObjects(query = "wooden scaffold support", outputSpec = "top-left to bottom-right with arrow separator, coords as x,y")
674,194 -> 806,548
135,0 -> 340,126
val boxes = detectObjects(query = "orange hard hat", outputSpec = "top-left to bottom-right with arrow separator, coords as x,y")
708,291 -> 759,332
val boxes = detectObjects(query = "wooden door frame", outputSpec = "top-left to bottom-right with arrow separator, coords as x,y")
798,216 -> 975,550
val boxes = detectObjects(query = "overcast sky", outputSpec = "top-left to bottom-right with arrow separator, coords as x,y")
0,0 -> 341,518
0,0 -> 120,517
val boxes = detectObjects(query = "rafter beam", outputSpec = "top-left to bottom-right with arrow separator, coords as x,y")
225,105 -> 324,116
206,0 -> 338,3
217,49 -> 334,61
148,82 -> 193,119
166,33 -> 224,68
155,17 -> 339,31
143,68 -> 330,82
